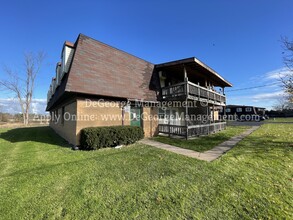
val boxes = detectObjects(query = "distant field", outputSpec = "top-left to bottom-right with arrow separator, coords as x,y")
266,117 -> 293,122
0,122 -> 48,128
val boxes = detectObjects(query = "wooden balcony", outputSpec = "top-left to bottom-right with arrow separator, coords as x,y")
158,122 -> 226,138
161,81 -> 226,105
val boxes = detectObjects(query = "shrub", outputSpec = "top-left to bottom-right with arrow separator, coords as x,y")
80,126 -> 144,150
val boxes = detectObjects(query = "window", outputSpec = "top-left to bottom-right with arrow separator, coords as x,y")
61,107 -> 65,125
55,110 -> 58,122
158,108 -> 167,124
158,108 -> 165,119
51,109 -> 58,123
225,108 -> 231,113
50,111 -> 54,122
245,107 -> 252,112
236,108 -> 242,112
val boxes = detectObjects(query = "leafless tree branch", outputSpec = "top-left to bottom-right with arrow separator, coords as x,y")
0,51 -> 45,125
280,36 -> 293,103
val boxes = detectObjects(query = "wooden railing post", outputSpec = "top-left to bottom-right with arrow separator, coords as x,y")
198,83 -> 200,100
185,81 -> 188,98
185,79 -> 189,140
161,81 -> 226,105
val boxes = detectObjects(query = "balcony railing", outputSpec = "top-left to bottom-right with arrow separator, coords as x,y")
158,122 -> 226,138
161,81 -> 226,104
158,124 -> 187,136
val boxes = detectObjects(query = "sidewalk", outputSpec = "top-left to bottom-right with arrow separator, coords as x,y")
139,126 -> 259,162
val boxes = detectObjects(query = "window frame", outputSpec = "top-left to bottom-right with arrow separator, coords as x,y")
236,108 -> 243,113
245,107 -> 252,112
61,107 -> 65,125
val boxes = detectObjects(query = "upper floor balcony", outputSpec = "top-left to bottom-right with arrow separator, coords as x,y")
155,57 -> 231,106
161,80 -> 226,105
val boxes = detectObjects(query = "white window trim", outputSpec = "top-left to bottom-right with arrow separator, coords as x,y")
245,107 -> 252,112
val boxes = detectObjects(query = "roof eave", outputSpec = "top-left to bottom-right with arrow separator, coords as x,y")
155,57 -> 232,87
192,57 -> 232,87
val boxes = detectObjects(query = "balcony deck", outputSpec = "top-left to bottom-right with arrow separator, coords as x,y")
161,81 -> 226,105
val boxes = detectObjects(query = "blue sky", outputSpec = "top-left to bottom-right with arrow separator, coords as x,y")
0,0 -> 293,114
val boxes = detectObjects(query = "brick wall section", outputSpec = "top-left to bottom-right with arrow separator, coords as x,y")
50,101 -> 78,145
142,106 -> 159,137
76,99 -> 158,143
75,99 -> 158,143
75,99 -> 131,144
50,98 -> 159,146
66,34 -> 157,102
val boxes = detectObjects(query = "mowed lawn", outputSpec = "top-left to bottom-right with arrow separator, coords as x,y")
0,125 -> 292,219
266,117 -> 293,122
152,126 -> 250,152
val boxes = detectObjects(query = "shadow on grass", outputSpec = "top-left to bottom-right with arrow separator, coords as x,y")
0,149 -> 130,179
0,126 -> 70,148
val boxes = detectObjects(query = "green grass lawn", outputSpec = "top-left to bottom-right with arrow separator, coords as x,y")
152,126 -> 250,152
0,125 -> 292,219
266,117 -> 293,122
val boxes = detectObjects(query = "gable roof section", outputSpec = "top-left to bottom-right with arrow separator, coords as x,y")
65,34 -> 157,102
156,57 -> 232,87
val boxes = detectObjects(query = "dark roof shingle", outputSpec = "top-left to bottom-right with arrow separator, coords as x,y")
65,34 -> 157,102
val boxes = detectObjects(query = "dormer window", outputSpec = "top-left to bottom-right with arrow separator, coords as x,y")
55,62 -> 62,86
60,41 -> 75,76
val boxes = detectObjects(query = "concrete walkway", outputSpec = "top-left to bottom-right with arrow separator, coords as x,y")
139,126 -> 260,162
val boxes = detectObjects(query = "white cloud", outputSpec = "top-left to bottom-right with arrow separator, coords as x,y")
246,67 -> 291,85
264,67 -> 291,80
251,90 -> 284,100
227,90 -> 286,110
226,66 -> 291,110
0,98 -> 47,114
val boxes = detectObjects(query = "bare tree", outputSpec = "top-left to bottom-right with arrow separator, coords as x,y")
0,104 -> 3,122
281,36 -> 293,103
273,95 -> 292,111
0,52 -> 45,125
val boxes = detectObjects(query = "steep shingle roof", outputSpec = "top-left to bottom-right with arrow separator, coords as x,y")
65,34 -> 157,101
47,34 -> 232,111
